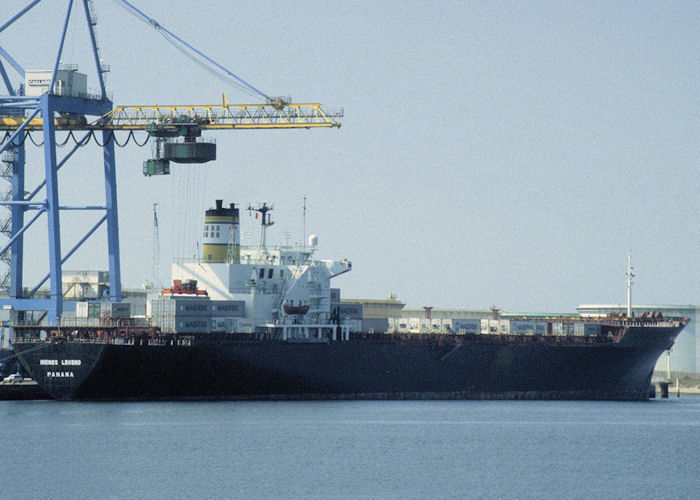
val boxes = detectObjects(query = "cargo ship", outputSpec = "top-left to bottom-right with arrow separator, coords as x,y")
10,200 -> 689,401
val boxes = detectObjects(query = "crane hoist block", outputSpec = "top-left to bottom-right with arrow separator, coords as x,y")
143,159 -> 170,176
163,141 -> 216,164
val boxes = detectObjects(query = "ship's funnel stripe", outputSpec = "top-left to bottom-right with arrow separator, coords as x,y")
205,216 -> 235,222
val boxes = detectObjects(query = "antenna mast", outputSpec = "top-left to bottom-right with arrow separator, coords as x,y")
152,203 -> 161,289
625,251 -> 634,316
248,202 -> 274,250
302,195 -> 307,251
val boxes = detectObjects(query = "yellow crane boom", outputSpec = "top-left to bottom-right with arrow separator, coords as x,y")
0,95 -> 342,131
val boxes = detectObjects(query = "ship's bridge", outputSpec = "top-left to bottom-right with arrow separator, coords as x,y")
239,245 -> 314,266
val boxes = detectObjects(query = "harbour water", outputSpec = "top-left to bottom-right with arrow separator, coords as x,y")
1,397 -> 698,499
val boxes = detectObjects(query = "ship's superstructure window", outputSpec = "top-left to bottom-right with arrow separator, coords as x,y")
268,269 -> 274,279
280,269 -> 284,278
203,224 -> 223,238
259,268 -> 265,279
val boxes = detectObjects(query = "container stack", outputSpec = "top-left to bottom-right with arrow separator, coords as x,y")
210,300 -> 246,333
75,302 -> 130,318
151,296 -> 211,334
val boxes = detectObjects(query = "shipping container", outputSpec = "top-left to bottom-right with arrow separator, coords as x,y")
584,323 -> 602,336
76,301 -> 102,319
75,302 -> 88,318
175,317 -> 210,334
439,319 -> 454,332
388,318 -> 408,333
101,302 -> 130,319
486,319 -> 500,333
209,317 -> 256,334
510,321 -> 547,335
151,297 -> 211,334
151,297 -> 212,317
211,317 -> 239,333
210,300 -> 245,317
150,315 -> 206,334
452,319 -> 481,333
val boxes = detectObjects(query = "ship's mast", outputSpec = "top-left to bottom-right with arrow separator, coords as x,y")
248,202 -> 274,250
152,203 -> 161,289
626,251 -> 634,317
302,195 -> 307,252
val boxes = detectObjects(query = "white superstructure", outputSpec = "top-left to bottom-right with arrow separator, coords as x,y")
164,200 -> 352,339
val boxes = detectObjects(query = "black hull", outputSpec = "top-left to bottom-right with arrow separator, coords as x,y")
12,324 -> 683,401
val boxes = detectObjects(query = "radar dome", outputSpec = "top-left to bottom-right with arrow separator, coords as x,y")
308,234 -> 318,247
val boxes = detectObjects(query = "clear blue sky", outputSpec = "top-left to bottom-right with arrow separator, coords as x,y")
2,0 -> 698,312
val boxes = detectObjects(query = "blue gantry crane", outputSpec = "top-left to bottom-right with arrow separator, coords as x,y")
0,0 -> 342,324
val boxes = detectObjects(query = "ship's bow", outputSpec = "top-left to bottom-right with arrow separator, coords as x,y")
12,340 -> 106,401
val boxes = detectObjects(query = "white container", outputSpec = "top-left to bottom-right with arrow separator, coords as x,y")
510,321 -> 547,335
453,319 -> 481,333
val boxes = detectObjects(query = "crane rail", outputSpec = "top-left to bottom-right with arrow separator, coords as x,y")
0,102 -> 343,131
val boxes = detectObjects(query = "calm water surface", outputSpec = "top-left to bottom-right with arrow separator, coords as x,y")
1,397 -> 698,499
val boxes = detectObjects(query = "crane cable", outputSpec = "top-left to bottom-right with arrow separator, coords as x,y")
0,130 -> 150,148
113,0 -> 272,102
